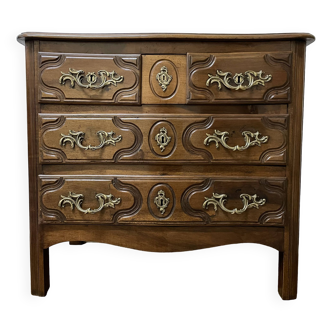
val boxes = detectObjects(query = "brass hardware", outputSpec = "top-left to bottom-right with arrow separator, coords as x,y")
59,192 -> 121,214
203,193 -> 266,215
204,130 -> 268,151
156,66 -> 172,92
154,190 -> 170,215
59,68 -> 124,89
206,70 -> 272,91
155,127 -> 171,152
60,130 -> 122,150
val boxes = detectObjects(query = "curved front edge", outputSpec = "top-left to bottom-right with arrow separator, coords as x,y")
41,225 -> 284,252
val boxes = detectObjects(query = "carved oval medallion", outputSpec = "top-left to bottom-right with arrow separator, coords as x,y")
149,60 -> 178,98
149,121 -> 176,157
148,183 -> 175,219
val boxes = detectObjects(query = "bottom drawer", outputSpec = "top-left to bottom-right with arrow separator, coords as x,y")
39,176 -> 286,226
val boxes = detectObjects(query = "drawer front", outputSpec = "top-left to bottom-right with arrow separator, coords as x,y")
188,52 -> 291,103
142,55 -> 187,104
40,176 -> 286,225
39,53 -> 141,104
39,114 -> 288,164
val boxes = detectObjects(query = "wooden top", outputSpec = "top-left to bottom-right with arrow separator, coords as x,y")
17,32 -> 315,46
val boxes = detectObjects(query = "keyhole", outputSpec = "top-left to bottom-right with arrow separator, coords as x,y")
160,199 -> 164,206
236,76 -> 241,84
161,136 -> 165,143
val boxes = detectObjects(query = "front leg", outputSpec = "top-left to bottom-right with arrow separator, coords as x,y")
31,245 -> 50,297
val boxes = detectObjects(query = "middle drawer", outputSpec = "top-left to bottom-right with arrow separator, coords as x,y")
39,114 -> 288,164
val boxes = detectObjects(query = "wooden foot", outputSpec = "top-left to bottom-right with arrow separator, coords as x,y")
69,241 -> 86,245
278,251 -> 298,300
31,246 -> 50,297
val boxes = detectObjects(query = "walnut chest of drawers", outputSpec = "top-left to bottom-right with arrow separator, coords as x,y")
17,32 -> 315,299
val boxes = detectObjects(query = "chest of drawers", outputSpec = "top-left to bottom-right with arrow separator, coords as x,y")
18,32 -> 314,299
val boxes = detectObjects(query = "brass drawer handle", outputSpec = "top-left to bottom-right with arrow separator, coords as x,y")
204,130 -> 268,151
59,68 -> 124,89
206,69 -> 272,91
60,130 -> 122,151
59,192 -> 121,214
203,193 -> 266,215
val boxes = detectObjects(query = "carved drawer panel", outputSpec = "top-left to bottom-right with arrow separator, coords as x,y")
38,53 -> 140,104
39,114 -> 288,164
39,176 -> 286,226
186,115 -> 288,164
39,115 -> 140,162
188,52 -> 291,103
142,55 -> 187,104
183,178 -> 286,225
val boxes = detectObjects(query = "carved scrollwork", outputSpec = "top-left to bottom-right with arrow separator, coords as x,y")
206,70 -> 272,91
60,130 -> 122,151
58,192 -> 121,214
203,193 -> 266,215
59,68 -> 124,89
204,130 -> 268,151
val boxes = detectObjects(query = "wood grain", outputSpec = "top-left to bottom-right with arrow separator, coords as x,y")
188,52 -> 291,104
39,114 -> 288,165
17,32 -> 315,45
142,55 -> 187,104
39,175 -> 286,226
41,225 -> 284,252
18,33 -> 314,299
39,53 -> 141,104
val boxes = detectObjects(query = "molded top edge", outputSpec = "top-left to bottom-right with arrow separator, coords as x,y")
17,32 -> 315,46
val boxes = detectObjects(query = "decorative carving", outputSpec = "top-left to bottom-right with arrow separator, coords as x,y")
112,117 -> 143,162
112,178 -> 143,223
258,180 -> 286,225
183,117 -> 213,161
40,116 -> 142,163
260,117 -> 288,163
155,127 -> 171,152
203,193 -> 266,215
39,53 -> 140,104
182,178 -> 285,225
204,130 -> 268,151
188,52 -> 291,103
40,177 -> 66,223
58,192 -> 121,214
154,190 -> 170,215
40,116 -> 67,162
59,68 -> 124,89
187,55 -> 215,102
113,56 -> 140,103
206,70 -> 272,91
60,130 -> 122,151
263,53 -> 292,101
39,54 -> 66,102
181,179 -> 213,223
183,116 -> 287,164
156,66 -> 172,92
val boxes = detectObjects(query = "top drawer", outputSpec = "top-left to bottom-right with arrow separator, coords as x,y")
38,53 -> 141,104
37,51 -> 291,105
187,52 -> 292,104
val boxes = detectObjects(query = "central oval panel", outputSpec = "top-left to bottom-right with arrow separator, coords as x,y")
150,60 -> 179,99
